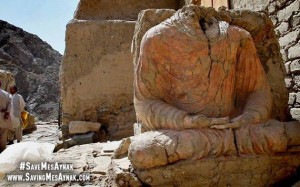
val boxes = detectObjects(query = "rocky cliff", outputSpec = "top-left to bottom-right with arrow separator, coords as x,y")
0,20 -> 61,121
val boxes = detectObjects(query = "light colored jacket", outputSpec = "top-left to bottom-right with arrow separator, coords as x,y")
11,94 -> 25,118
0,89 -> 11,112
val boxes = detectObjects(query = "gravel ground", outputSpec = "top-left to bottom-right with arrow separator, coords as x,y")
0,122 -> 121,187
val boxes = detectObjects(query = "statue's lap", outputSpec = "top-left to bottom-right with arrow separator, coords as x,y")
129,119 -> 287,169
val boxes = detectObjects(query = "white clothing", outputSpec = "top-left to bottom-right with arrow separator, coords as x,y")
0,89 -> 12,130
10,94 -> 25,129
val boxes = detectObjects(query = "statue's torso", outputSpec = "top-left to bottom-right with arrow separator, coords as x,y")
145,23 -> 244,117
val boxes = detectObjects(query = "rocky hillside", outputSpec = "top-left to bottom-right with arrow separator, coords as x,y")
0,20 -> 61,121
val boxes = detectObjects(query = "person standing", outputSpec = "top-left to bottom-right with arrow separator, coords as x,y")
0,81 -> 11,152
9,85 -> 25,143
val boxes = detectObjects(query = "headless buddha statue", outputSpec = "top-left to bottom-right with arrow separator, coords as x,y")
128,5 -> 300,170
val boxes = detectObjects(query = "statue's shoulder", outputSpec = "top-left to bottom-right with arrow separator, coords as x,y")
228,25 -> 252,40
141,21 -> 175,45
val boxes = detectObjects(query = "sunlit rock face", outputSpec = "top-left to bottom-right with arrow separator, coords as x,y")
0,20 -> 61,121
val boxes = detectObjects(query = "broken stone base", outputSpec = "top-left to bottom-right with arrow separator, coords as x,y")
109,154 -> 300,186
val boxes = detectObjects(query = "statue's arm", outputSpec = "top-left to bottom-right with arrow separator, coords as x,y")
235,35 -> 272,124
134,81 -> 228,130
212,32 -> 272,129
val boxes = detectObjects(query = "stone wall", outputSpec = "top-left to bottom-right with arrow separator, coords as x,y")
61,0 -> 182,140
231,0 -> 300,120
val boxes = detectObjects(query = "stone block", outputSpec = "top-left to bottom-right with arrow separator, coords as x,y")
61,20 -> 136,140
280,49 -> 288,61
290,59 -> 300,73
278,0 -> 300,22
268,2 -> 276,14
290,108 -> 300,119
69,121 -> 101,134
270,15 -> 278,26
296,92 -> 300,104
109,155 -> 300,187
288,43 -> 300,60
108,157 -> 142,187
63,132 -> 95,148
285,61 -> 291,74
288,93 -> 296,105
231,0 -> 269,11
91,156 -> 111,175
275,21 -> 289,35
74,0 -> 178,20
279,30 -> 299,47
292,11 -> 300,27
285,77 -> 293,88
294,75 -> 300,87
72,132 -> 95,144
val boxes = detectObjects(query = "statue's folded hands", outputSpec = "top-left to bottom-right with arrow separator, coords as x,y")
184,115 -> 230,129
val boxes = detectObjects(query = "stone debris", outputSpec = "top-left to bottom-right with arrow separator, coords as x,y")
101,141 -> 121,156
63,132 -> 95,149
91,156 -> 111,175
0,123 -> 126,187
69,121 -> 101,134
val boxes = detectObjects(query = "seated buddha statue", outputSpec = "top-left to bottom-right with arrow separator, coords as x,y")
128,5 -> 300,170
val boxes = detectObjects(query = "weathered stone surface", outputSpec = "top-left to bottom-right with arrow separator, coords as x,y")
290,108 -> 300,119
277,0 -> 300,22
288,93 -> 296,105
91,156 -> 111,175
74,0 -> 179,20
102,141 -> 121,153
279,30 -> 299,47
232,0 -> 300,122
294,75 -> 300,88
288,43 -> 300,60
61,20 -> 136,140
285,61 -> 291,74
132,9 -> 176,66
0,20 -> 61,121
230,0 -> 270,11
296,92 -> 300,104
292,11 -> 300,28
281,48 -> 288,61
0,69 -> 15,91
133,8 -> 288,121
64,132 -> 95,148
69,121 -> 101,134
291,60 -> 300,73
108,157 -> 142,187
275,21 -> 289,35
114,137 -> 131,159
286,77 -> 294,88
134,154 -> 300,186
123,8 -> 300,186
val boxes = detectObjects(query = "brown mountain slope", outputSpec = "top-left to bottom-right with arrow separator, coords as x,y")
0,19 -> 62,121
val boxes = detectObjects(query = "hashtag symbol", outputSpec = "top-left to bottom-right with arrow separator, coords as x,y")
19,162 -> 25,170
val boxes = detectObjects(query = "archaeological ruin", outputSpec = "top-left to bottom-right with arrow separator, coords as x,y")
59,0 -> 300,186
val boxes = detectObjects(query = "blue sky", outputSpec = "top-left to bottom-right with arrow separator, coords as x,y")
0,0 -> 79,54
